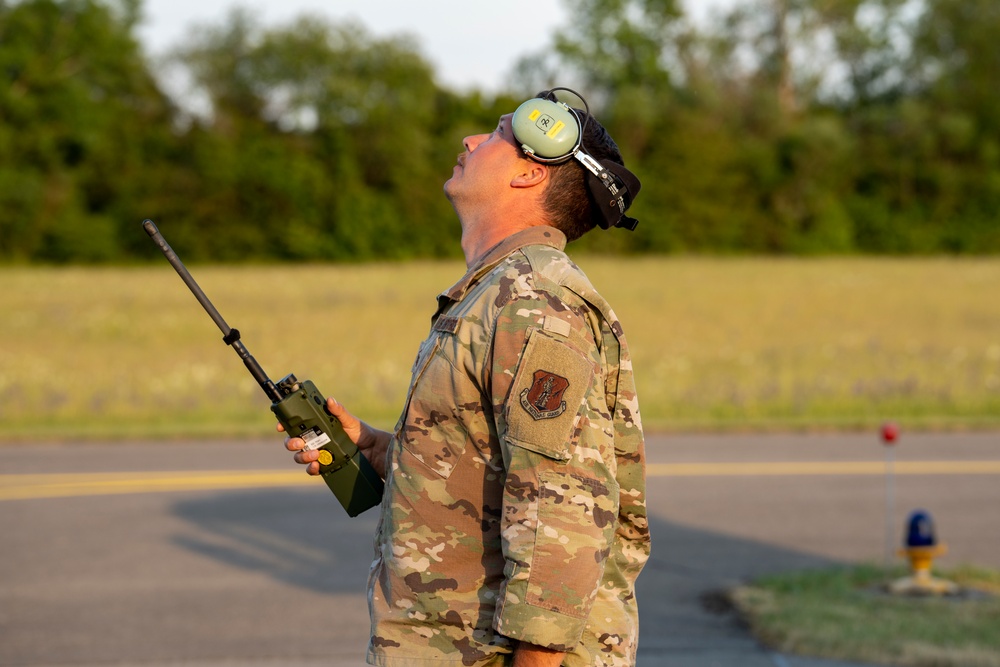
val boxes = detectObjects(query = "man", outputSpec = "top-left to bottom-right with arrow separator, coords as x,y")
283,89 -> 650,667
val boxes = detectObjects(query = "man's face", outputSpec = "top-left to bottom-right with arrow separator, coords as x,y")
443,113 -> 526,208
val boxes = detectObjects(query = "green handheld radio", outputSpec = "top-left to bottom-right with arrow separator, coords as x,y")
143,219 -> 384,516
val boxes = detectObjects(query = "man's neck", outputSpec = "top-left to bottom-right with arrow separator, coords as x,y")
458,210 -> 545,267
461,227 -> 505,268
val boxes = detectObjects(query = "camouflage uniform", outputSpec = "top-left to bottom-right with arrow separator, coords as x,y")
367,226 -> 649,667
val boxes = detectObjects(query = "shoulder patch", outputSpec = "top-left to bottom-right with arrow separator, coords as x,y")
505,330 -> 592,461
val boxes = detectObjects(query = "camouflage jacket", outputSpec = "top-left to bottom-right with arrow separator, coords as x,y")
367,226 -> 650,667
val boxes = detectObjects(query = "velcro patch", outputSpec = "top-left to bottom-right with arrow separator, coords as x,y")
433,316 -> 461,334
506,330 -> 592,461
543,315 -> 572,337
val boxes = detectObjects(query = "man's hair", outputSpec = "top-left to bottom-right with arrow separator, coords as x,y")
542,111 -> 624,242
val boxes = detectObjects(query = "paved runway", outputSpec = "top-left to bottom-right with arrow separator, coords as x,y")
2,431 -> 997,666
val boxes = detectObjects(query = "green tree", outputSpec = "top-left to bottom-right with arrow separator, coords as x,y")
167,10 -> 464,261
907,0 -> 1000,251
0,0 -> 175,262
838,0 -> 1000,252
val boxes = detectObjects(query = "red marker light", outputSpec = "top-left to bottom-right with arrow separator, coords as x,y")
881,422 -> 899,444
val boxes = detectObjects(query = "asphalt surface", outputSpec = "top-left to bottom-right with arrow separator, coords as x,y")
2,431 -> 998,666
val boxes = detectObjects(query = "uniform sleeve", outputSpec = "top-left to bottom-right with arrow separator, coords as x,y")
488,290 -> 620,651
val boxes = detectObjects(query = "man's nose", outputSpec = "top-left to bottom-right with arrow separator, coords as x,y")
463,133 -> 489,151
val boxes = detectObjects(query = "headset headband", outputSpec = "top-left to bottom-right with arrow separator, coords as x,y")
511,87 -> 640,230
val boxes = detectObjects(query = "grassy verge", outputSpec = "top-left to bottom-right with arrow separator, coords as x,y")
2,256 -> 1000,440
730,564 -> 1000,667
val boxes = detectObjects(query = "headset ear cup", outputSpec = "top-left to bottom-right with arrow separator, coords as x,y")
511,98 -> 582,162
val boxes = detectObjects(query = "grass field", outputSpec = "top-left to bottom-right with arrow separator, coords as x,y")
2,256 -> 999,440
731,565 -> 1000,667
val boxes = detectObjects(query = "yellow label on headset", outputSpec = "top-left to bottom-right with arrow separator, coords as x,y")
546,121 -> 567,139
528,109 -> 541,121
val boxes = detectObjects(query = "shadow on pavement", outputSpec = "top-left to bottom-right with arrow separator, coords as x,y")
172,488 -> 849,664
172,488 -> 380,594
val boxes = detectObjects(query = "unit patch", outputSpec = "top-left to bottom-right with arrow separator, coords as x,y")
520,370 -> 570,420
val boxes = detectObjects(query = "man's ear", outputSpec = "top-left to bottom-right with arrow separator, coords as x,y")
510,163 -> 548,189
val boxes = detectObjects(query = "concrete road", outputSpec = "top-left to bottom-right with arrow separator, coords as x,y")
1,432 -> 998,666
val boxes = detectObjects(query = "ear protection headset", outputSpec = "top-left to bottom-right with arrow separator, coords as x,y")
511,87 -> 641,231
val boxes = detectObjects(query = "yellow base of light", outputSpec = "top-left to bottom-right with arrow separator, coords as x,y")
888,545 -> 959,596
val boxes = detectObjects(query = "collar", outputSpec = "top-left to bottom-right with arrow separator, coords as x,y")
441,226 -> 567,305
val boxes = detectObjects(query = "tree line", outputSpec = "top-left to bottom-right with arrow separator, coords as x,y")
1,0 -> 998,263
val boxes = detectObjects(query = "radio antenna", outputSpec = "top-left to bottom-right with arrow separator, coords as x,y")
143,219 -> 283,404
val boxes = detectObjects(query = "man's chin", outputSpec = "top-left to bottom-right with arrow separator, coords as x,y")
443,176 -> 458,199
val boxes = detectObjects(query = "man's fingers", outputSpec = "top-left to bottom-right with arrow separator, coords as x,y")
289,446 -> 322,476
325,396 -> 350,420
280,428 -> 320,476
297,454 -> 320,475
294,448 -> 318,464
325,396 -> 367,446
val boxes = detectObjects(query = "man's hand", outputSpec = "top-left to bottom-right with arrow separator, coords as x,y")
278,397 -> 391,479
512,642 -> 566,667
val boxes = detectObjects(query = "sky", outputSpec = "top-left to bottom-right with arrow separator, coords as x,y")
135,0 -> 725,95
